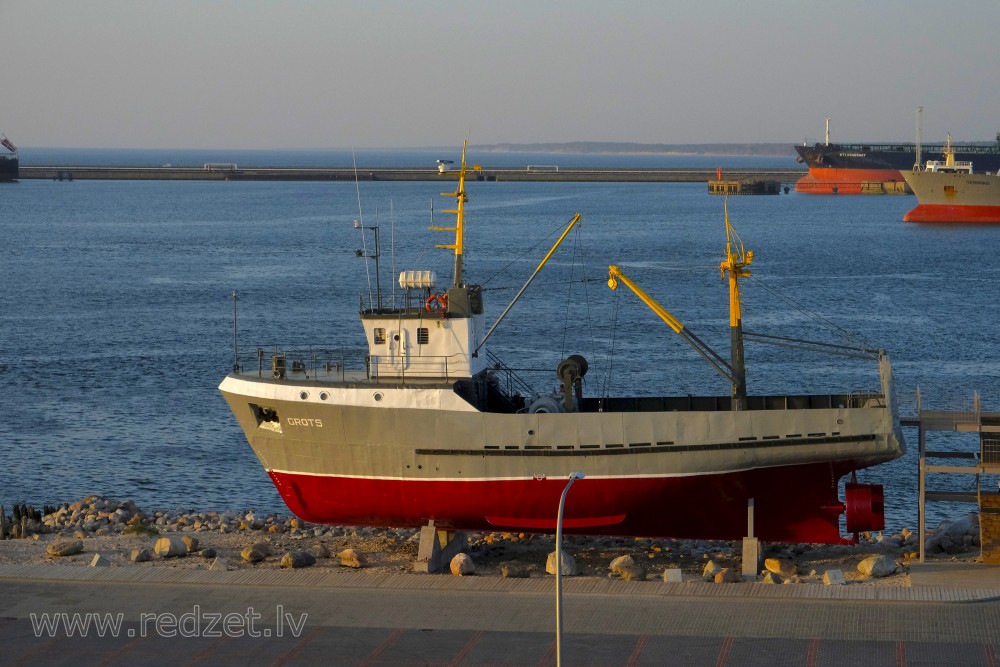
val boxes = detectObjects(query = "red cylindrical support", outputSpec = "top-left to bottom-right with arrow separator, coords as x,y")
845,483 -> 885,533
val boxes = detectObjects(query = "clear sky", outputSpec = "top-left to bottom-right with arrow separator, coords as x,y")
3,1 -> 999,149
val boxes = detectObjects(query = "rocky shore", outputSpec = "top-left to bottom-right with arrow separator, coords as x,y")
0,496 -> 984,585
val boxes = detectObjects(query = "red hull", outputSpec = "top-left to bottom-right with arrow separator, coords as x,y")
795,168 -> 905,194
269,460 -> 877,544
904,204 -> 1000,223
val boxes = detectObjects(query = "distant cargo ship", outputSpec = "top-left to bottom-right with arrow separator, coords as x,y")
794,118 -> 1000,194
0,133 -> 17,182
903,136 -> 1000,223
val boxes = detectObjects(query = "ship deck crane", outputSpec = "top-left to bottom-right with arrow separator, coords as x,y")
608,200 -> 752,410
607,264 -> 738,400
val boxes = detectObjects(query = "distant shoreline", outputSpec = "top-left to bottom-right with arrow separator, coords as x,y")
476,142 -> 795,157
17,142 -> 798,158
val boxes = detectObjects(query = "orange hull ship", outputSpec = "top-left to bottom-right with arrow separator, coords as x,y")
794,116 -> 1000,195
903,136 -> 1000,223
795,167 -> 905,195
903,172 -> 1000,223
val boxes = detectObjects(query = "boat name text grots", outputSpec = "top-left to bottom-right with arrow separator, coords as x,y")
286,418 -> 323,428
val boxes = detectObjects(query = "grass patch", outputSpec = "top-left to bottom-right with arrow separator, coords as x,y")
122,523 -> 159,537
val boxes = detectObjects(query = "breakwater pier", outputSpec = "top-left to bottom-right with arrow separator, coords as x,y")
19,165 -> 804,183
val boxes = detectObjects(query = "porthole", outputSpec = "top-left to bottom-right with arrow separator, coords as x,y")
373,392 -> 384,402
299,391 -> 309,400
319,392 -> 329,401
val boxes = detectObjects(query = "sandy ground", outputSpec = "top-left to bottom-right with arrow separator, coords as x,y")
1,526 -> 973,585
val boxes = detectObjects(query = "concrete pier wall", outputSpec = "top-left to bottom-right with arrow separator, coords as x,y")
20,166 -> 805,184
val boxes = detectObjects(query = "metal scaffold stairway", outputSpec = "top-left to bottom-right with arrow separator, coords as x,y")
902,391 -> 1000,563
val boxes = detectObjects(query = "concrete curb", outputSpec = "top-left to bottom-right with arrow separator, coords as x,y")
3,563 -> 999,603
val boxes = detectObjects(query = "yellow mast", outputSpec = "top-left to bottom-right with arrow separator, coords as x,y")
431,140 -> 480,287
943,132 -> 955,168
719,198 -> 753,410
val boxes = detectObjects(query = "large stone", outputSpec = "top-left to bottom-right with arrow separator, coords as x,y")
617,564 -> 646,581
763,557 -> 797,579
662,568 -> 683,583
90,554 -> 110,567
154,536 -> 187,558
760,571 -> 783,585
945,514 -> 980,538
209,557 -> 229,572
308,542 -> 331,559
241,541 -> 271,563
546,550 -> 578,576
450,553 -> 476,576
609,555 -> 636,575
857,555 -> 896,578
47,538 -> 84,557
501,563 -> 530,579
338,548 -> 367,568
181,535 -> 199,554
702,560 -> 723,581
941,535 -> 967,554
281,550 -> 317,569
714,568 -> 742,583
823,569 -> 847,585
878,535 -> 904,549
130,548 -> 152,563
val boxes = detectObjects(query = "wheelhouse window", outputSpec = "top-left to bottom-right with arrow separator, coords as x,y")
374,328 -> 386,344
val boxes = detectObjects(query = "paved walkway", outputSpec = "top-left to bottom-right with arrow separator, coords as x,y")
1,563 -> 999,666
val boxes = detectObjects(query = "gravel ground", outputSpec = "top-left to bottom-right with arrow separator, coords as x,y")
0,496 -> 980,584
0,525 -> 959,585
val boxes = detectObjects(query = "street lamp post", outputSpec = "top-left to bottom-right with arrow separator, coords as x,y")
556,471 -> 585,667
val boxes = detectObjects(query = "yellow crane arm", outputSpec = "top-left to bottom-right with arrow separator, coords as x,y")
607,265 -> 736,387
607,265 -> 684,334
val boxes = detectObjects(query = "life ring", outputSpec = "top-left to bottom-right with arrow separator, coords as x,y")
425,293 -> 447,313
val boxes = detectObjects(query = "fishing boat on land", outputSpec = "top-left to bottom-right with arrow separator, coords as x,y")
219,142 -> 905,545
903,134 -> 1000,223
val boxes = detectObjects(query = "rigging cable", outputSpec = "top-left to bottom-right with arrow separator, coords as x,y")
480,218 -> 571,287
602,288 -> 621,399
744,274 -> 874,351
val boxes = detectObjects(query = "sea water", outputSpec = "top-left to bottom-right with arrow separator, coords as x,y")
2,154 -> 998,532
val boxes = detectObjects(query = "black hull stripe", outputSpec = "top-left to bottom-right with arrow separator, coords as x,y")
416,434 -> 879,458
